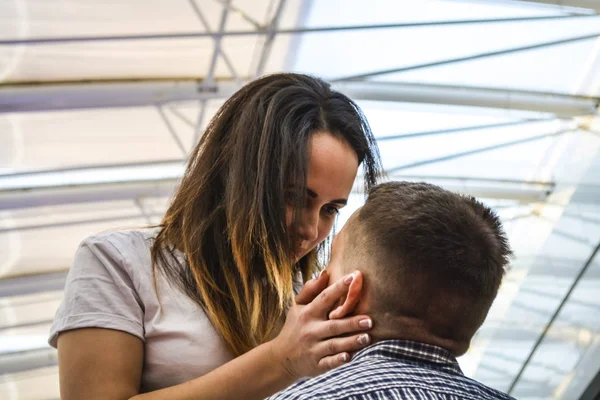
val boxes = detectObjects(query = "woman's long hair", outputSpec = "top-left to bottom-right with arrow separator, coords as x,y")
151,73 -> 382,356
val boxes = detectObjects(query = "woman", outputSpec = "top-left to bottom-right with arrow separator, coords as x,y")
49,73 -> 382,399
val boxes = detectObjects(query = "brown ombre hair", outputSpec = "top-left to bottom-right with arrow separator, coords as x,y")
151,73 -> 382,356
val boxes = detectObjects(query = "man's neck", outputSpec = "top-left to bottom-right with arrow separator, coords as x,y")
367,314 -> 467,357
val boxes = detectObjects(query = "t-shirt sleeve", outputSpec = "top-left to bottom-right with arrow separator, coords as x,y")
48,235 -> 145,347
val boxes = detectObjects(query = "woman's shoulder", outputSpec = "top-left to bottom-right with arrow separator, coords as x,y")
82,227 -> 158,259
76,228 -> 160,279
83,228 -> 157,249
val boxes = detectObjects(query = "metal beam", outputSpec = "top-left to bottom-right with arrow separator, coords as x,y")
389,174 -> 556,189
2,80 -> 597,117
375,118 -> 556,141
0,168 -> 561,211
331,81 -> 599,118
0,348 -> 57,376
1,15 -> 597,46
0,159 -> 184,191
0,179 -> 178,210
0,212 -> 164,234
513,0 -> 600,12
157,106 -> 188,156
332,32 -> 600,81
254,0 -> 287,76
188,0 -> 240,83
508,239 -> 600,394
0,272 -> 67,297
204,0 -> 230,87
0,79 -> 239,113
387,174 -> 554,202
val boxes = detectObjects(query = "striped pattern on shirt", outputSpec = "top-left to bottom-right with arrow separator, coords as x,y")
269,340 -> 515,400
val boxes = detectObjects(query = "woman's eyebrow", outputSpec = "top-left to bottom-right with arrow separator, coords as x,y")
307,188 -> 348,206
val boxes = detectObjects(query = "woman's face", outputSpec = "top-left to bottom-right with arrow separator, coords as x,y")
286,131 -> 359,261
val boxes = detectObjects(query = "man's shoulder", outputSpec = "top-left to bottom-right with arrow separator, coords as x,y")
269,354 -> 515,400
268,361 -> 365,400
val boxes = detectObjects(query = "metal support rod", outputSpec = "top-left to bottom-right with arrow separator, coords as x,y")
188,0 -> 240,82
213,0 -> 263,29
332,32 -> 600,81
157,106 -> 188,156
193,99 -> 208,146
331,80 -> 599,118
0,212 -> 163,234
0,348 -> 58,376
134,198 -> 155,225
387,174 -> 556,189
507,239 -> 600,394
0,271 -> 67,297
254,0 -> 287,77
168,105 -> 196,128
0,319 -> 55,332
3,79 -> 596,116
386,129 -> 574,173
204,0 -> 231,86
1,15 -> 598,46
376,118 -> 555,141
193,0 -> 231,145
511,0 -> 600,12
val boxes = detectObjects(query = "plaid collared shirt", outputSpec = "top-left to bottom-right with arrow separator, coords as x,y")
269,340 -> 515,400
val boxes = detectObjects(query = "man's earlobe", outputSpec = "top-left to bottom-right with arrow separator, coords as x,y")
329,271 -> 363,319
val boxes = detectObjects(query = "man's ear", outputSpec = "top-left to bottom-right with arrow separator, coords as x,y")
328,271 -> 363,319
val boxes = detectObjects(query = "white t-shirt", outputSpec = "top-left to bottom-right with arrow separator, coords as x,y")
48,229 -> 235,393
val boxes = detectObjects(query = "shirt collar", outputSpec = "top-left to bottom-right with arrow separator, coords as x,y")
351,339 -> 463,375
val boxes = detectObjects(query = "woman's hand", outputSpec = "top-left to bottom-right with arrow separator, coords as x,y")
269,270 -> 372,380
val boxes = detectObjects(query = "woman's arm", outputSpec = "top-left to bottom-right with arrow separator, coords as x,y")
57,271 -> 371,400
58,328 -> 143,400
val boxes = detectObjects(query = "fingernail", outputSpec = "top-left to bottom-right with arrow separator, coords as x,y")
339,353 -> 348,362
319,270 -> 327,278
359,319 -> 372,329
343,273 -> 355,285
357,334 -> 370,345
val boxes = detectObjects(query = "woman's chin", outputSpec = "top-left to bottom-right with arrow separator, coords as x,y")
295,251 -> 308,262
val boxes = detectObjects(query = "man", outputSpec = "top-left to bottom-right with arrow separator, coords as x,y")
271,181 -> 514,400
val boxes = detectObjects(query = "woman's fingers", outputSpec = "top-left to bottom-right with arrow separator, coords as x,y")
295,270 -> 329,305
315,315 -> 373,339
307,271 -> 360,318
316,353 -> 350,373
315,333 -> 372,372
328,271 -> 363,320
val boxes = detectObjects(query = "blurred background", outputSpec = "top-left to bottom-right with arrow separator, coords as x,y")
1,0 -> 600,399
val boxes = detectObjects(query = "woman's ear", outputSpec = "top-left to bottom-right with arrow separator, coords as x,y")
328,271 -> 363,319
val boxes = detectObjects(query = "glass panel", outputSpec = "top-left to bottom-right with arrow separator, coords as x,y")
0,292 -> 63,337
0,108 -> 188,173
0,366 -> 59,400
459,150 -> 600,397
282,0 -> 573,29
289,5 -> 600,92
0,210 -> 149,279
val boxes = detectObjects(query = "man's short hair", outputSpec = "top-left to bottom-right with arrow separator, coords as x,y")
345,181 -> 511,344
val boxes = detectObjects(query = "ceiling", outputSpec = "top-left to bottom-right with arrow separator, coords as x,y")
1,0 -> 600,399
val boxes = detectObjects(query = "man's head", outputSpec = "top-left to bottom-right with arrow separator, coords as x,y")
327,181 -> 511,356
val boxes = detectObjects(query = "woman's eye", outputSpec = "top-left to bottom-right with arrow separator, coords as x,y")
323,205 -> 340,216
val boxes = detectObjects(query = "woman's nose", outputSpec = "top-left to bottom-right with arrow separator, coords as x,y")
296,211 -> 319,242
